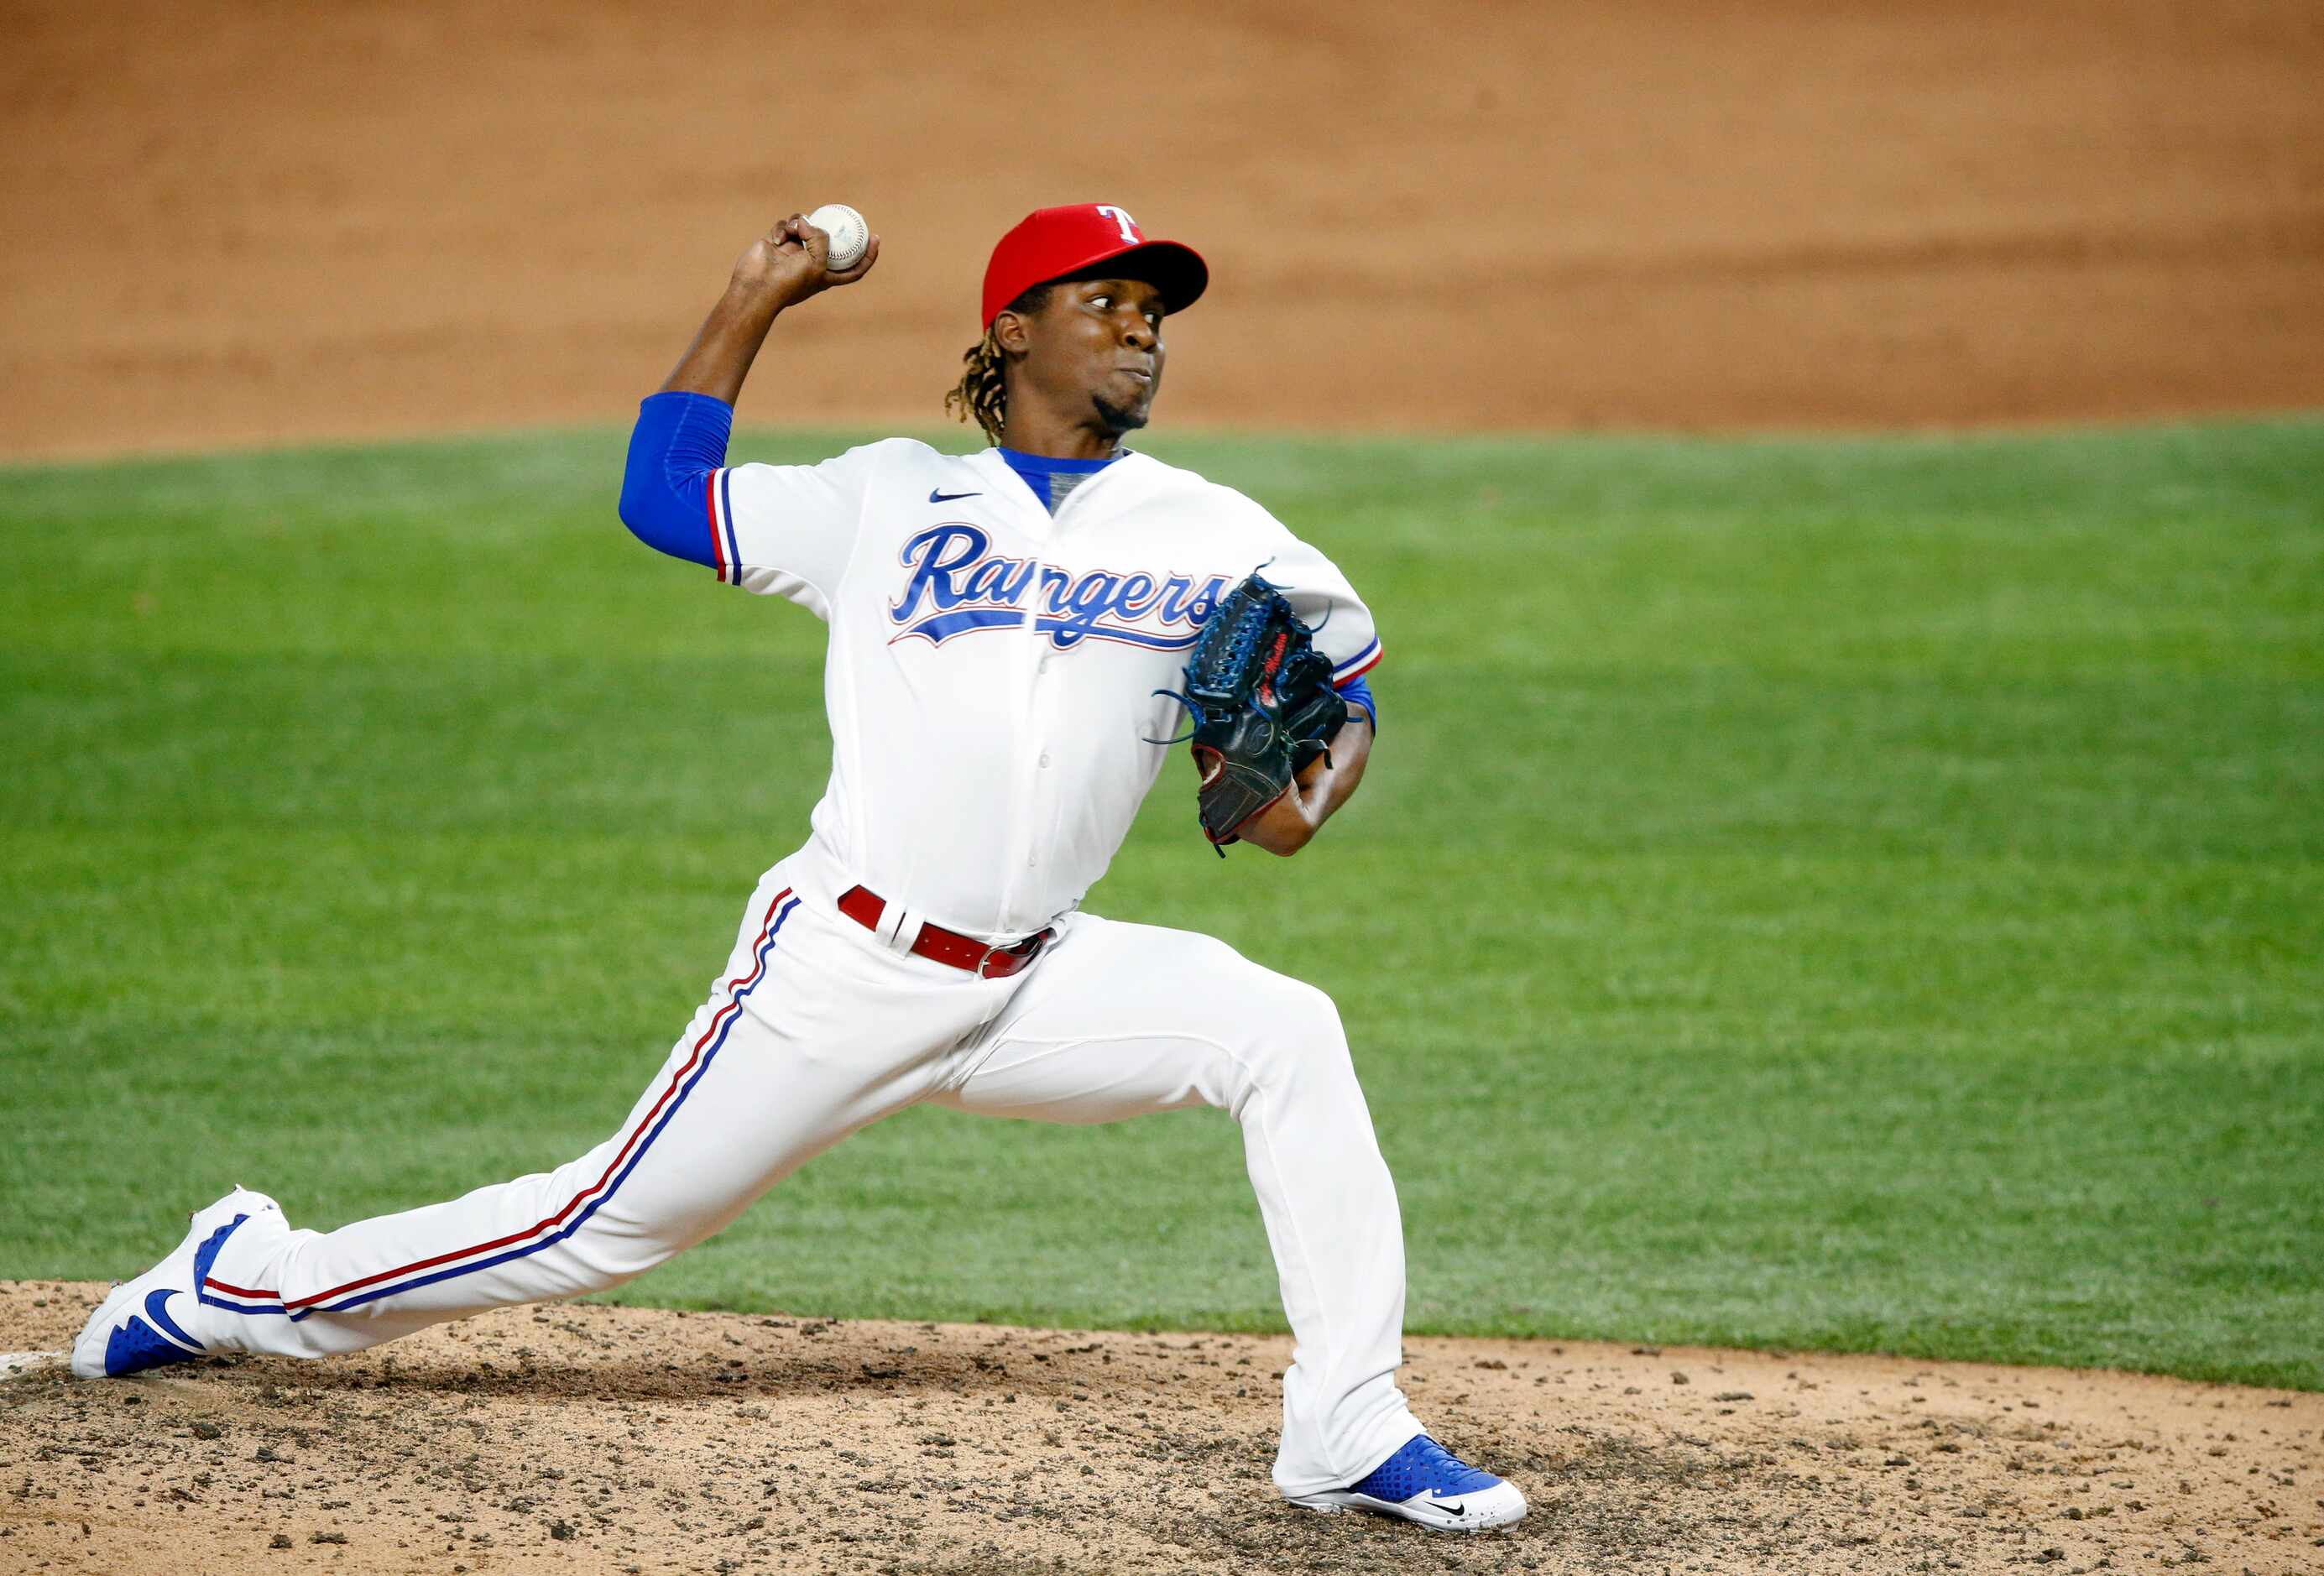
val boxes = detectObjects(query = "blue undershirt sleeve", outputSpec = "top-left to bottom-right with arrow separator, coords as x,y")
618,391 -> 735,569
1335,672 -> 1377,731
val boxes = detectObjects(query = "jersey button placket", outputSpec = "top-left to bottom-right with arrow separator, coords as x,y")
997,557 -> 1047,920
1024,560 -> 1066,884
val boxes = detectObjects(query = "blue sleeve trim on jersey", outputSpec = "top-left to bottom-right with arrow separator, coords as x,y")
1331,634 -> 1383,681
1334,672 -> 1377,730
619,391 -> 735,569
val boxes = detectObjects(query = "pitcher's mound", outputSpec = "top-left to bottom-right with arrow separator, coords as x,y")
3,1281 -> 2314,1573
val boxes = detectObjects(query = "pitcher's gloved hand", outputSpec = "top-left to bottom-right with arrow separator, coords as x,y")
1162,571 -> 1350,851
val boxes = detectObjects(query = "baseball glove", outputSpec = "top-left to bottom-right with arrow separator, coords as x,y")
1158,570 -> 1349,851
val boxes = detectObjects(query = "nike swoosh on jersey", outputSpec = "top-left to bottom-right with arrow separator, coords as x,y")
929,488 -> 980,503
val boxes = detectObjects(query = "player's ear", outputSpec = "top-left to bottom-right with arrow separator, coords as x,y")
992,309 -> 1034,356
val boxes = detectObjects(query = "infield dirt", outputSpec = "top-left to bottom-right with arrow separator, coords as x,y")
5,0 -> 2321,458
5,1282 -> 2319,1574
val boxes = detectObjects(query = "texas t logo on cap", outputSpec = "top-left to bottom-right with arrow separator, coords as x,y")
980,204 -> 1209,328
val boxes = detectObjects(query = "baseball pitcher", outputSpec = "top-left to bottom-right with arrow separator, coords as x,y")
73,204 -> 1525,1532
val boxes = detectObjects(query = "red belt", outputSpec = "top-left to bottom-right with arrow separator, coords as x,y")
836,886 -> 1052,979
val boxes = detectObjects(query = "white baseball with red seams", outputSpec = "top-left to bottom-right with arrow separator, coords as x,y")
177,441 -> 1412,1498
806,203 -> 868,271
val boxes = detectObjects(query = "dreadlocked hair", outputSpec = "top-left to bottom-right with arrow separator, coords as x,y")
945,284 -> 1052,445
945,328 -> 1011,446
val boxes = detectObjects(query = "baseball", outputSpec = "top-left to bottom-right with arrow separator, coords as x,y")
807,203 -> 869,271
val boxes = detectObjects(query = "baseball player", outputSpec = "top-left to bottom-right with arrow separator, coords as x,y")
73,205 -> 1525,1532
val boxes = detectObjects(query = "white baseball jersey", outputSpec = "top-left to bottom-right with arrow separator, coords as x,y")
706,442 -> 1386,940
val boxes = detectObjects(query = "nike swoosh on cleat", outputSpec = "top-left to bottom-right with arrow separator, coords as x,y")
929,488 -> 979,503
141,1288 -> 201,1349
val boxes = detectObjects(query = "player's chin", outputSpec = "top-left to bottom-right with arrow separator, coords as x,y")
1091,389 -> 1153,434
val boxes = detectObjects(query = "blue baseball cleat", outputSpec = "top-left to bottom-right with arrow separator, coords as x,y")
1290,1433 -> 1528,1530
71,1188 -> 284,1380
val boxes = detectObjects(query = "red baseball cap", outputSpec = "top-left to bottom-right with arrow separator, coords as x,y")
980,204 -> 1209,329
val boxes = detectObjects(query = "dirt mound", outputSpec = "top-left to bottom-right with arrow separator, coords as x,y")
5,1281 -> 2317,1573
5,1 -> 2321,461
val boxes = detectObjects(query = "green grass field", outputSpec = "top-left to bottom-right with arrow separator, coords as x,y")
3,419 -> 2319,1390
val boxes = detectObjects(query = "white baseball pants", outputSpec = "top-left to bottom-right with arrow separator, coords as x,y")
195,853 -> 1422,1496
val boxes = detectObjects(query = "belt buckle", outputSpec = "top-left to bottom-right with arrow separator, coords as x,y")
977,930 -> 1047,978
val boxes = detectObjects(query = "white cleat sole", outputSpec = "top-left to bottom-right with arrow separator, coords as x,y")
1291,1478 -> 1528,1531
